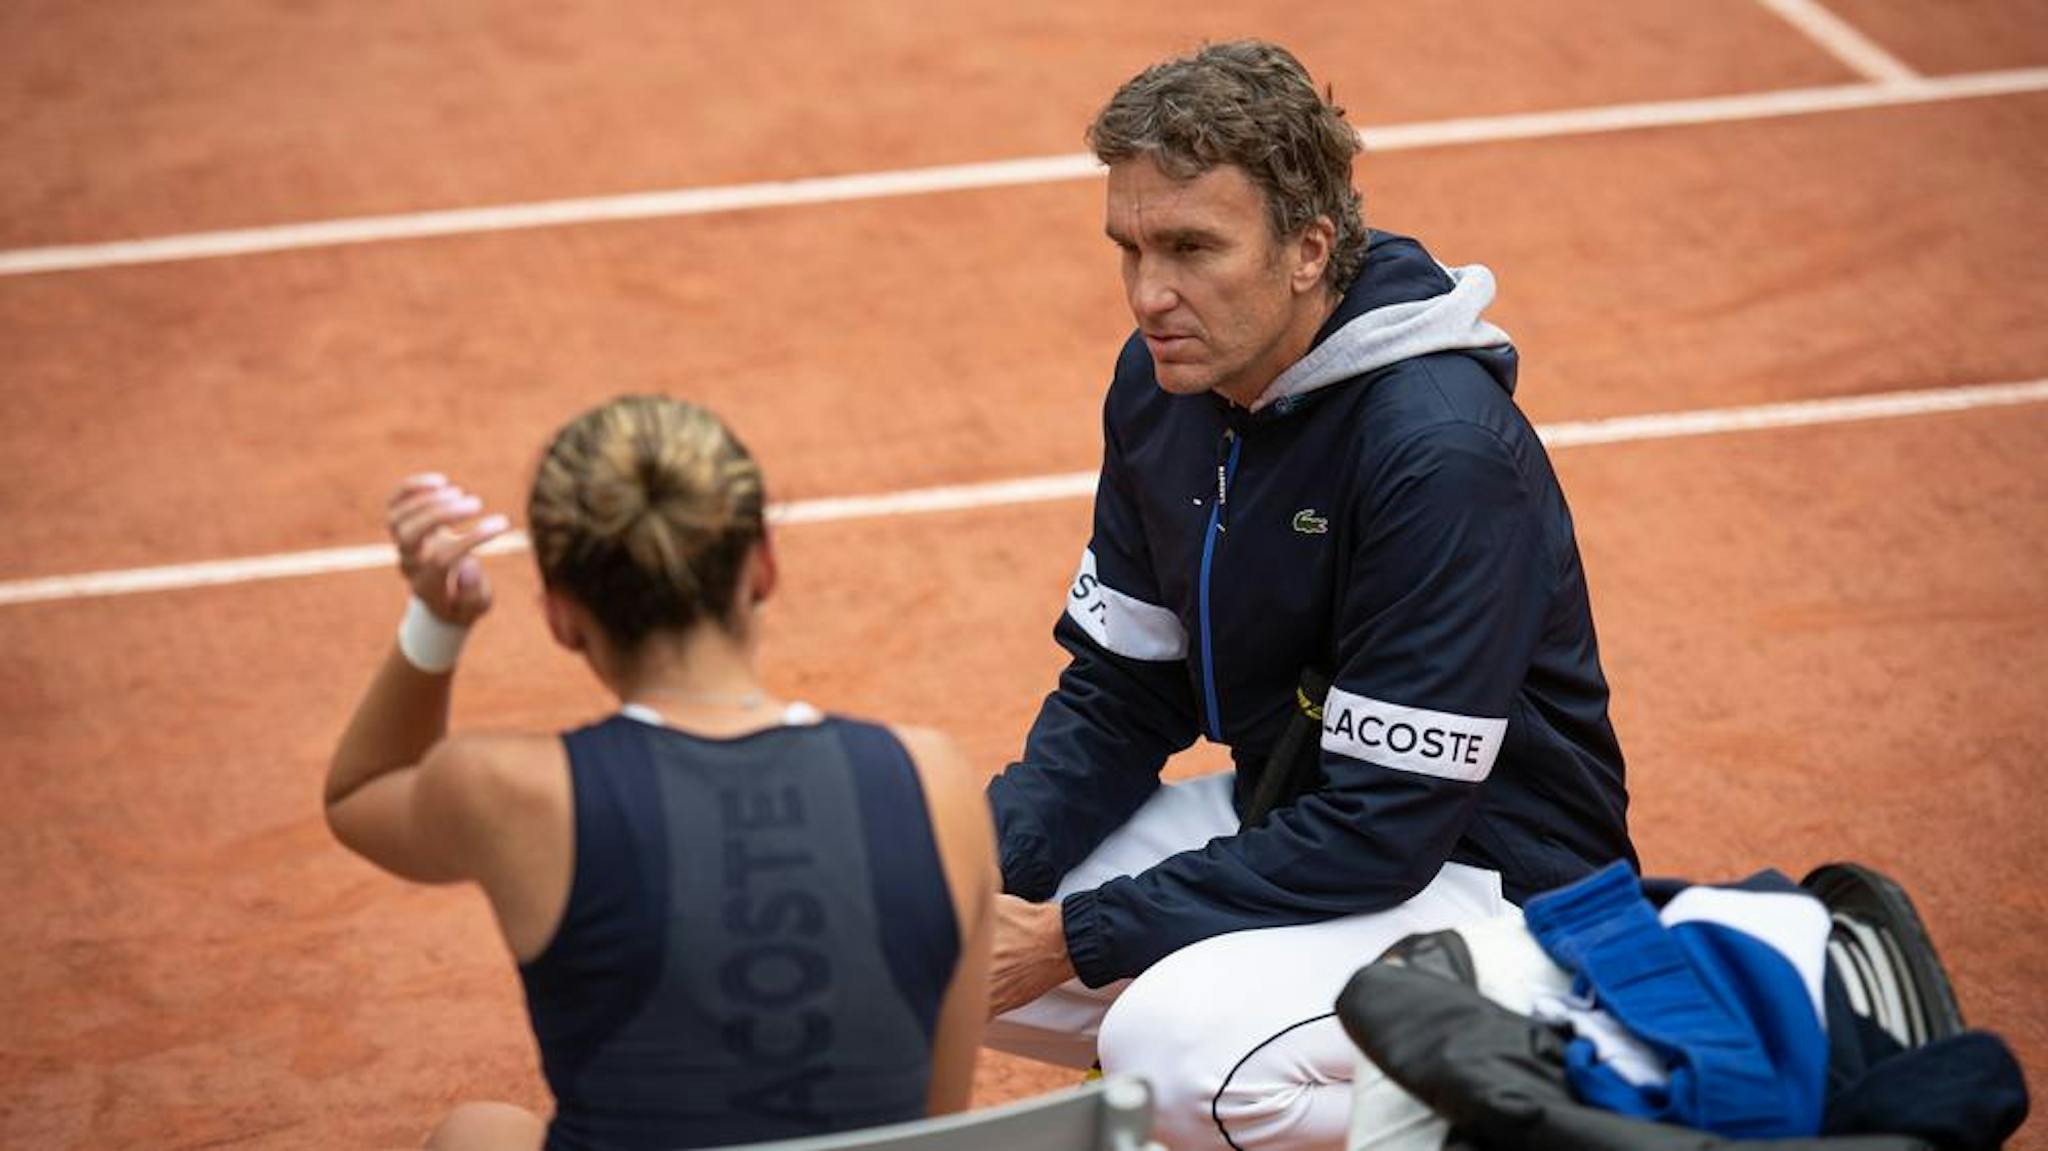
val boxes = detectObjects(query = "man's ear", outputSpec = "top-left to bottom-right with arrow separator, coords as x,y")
1292,216 -> 1336,294
541,588 -> 586,652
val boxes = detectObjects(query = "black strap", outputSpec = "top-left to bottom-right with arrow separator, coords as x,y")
1243,667 -> 1331,828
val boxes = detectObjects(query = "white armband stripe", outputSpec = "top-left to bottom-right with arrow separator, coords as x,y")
1320,686 -> 1506,782
1064,547 -> 1187,662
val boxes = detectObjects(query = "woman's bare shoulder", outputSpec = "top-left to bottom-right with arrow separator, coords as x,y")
422,730 -> 570,817
885,724 -> 995,865
887,725 -> 978,795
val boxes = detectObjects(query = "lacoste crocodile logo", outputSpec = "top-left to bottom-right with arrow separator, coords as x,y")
1292,509 -> 1329,535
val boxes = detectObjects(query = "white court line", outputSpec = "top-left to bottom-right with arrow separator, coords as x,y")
1753,0 -> 1922,84
7,67 -> 2048,278
3,378 -> 2044,609
1536,378 -> 2048,446
1356,68 -> 2044,148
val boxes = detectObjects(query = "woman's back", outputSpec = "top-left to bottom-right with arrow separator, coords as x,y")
325,397 -> 993,1150
524,709 -> 960,1151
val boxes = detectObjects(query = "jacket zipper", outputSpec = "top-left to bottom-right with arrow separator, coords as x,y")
1198,428 -> 1242,742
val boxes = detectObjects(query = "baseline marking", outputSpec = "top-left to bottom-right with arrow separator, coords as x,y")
1752,0 -> 1921,84
3,379 -> 2044,608
6,68 -> 2047,277
1537,379 -> 2048,447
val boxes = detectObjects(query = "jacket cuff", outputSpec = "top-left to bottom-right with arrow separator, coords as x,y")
999,837 -> 1060,902
1061,888 -> 1121,988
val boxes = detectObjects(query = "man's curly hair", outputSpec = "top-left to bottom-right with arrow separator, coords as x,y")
1087,40 -> 1368,293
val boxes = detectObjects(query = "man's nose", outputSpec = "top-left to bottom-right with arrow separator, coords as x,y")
1128,261 -> 1178,319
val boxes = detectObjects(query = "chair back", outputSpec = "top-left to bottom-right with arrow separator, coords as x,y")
696,1075 -> 1162,1151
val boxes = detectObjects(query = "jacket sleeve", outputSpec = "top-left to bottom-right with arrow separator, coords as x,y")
1059,413 -> 1554,986
985,403 -> 1201,902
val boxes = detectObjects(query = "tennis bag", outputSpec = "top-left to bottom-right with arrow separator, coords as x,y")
1336,863 -> 2027,1151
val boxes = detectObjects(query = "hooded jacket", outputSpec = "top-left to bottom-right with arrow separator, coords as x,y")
987,230 -> 1636,987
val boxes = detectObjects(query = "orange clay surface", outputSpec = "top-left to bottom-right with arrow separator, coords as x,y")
1,3 -> 2043,1148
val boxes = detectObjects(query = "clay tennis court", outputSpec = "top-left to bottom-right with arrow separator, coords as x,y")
3,1 -> 2044,1147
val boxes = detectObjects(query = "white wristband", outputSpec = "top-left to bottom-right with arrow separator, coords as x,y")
397,596 -> 470,673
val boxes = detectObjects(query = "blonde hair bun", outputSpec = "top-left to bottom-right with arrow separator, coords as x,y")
528,395 -> 765,647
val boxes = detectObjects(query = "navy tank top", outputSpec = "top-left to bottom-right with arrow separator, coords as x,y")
518,710 -> 960,1151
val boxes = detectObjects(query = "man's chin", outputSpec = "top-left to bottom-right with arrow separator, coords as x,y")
1152,364 -> 1218,396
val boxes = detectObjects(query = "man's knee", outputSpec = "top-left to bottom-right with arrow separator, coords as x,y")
1098,964 -> 1231,1142
1097,944 -> 1233,1083
1099,952 -> 1352,1150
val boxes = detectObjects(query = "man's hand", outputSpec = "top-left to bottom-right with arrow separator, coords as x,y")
988,893 -> 1078,1019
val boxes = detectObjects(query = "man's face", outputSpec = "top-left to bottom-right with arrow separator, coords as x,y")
1104,156 -> 1331,406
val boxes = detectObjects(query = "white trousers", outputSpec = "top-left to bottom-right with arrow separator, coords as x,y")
984,773 -> 1520,1151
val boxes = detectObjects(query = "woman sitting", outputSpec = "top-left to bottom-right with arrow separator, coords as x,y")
324,395 -> 995,1150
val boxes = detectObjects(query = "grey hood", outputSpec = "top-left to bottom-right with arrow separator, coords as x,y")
1251,261 -> 1515,413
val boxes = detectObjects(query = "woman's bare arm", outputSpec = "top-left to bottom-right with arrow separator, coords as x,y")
896,725 -> 999,1115
326,650 -> 472,880
324,475 -> 510,881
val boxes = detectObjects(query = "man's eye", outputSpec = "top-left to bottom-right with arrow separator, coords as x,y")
1174,240 -> 1204,255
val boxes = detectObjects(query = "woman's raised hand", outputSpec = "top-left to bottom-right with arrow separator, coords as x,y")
385,473 -> 512,626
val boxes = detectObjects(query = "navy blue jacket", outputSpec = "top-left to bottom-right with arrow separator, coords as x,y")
987,231 -> 1636,987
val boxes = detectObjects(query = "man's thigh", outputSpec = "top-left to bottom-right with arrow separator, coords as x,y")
1052,771 -> 1240,899
1098,863 -> 1514,1151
